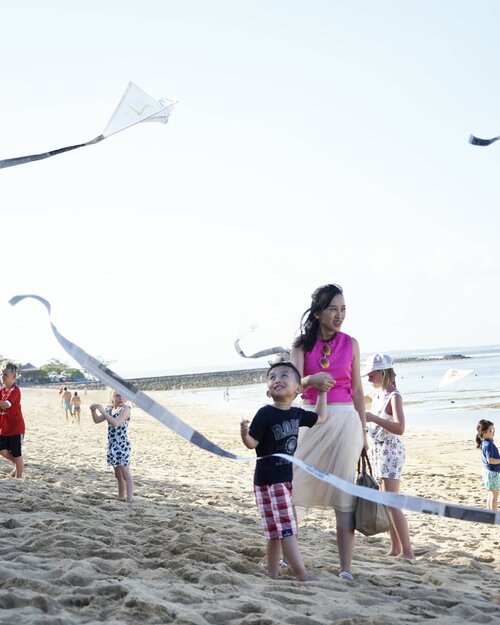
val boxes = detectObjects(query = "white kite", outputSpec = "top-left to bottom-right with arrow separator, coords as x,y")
234,318 -> 290,360
438,368 -> 473,389
0,82 -> 176,169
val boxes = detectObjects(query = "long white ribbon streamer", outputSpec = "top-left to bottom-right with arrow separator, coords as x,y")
234,339 -> 289,359
9,295 -> 235,460
9,295 -> 499,525
279,455 -> 498,525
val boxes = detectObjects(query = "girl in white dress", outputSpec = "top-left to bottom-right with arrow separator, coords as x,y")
363,353 -> 414,560
90,390 -> 134,503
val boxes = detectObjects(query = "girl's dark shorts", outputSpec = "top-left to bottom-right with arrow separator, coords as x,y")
0,435 -> 23,458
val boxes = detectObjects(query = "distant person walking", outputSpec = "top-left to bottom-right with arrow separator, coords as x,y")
71,391 -> 81,424
90,391 -> 134,503
476,420 -> 500,510
61,387 -> 72,422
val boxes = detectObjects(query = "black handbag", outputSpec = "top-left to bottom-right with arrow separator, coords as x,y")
354,448 -> 392,536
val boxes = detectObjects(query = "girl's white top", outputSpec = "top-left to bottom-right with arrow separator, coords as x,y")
369,389 -> 401,443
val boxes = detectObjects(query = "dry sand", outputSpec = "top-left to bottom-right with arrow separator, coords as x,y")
0,387 -> 498,625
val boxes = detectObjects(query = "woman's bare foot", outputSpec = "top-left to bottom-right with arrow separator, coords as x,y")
385,549 -> 415,560
297,574 -> 319,581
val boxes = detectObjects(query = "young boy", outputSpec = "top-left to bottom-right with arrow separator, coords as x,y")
240,361 -> 326,581
0,363 -> 25,478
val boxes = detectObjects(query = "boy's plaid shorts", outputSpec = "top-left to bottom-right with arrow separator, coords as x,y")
254,481 -> 296,540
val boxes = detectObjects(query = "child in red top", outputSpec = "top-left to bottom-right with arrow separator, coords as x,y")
0,363 -> 25,478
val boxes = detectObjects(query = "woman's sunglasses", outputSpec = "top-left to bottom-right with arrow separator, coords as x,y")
319,343 -> 332,369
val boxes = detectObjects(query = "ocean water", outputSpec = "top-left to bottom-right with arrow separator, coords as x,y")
179,344 -> 500,437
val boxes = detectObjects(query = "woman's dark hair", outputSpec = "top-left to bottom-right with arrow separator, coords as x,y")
476,419 -> 494,448
293,284 -> 343,353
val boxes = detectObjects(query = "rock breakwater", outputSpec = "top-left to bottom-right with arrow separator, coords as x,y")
29,368 -> 268,392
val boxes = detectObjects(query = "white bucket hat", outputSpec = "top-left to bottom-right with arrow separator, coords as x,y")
361,353 -> 393,377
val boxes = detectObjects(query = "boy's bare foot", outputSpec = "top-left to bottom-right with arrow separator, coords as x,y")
8,469 -> 16,478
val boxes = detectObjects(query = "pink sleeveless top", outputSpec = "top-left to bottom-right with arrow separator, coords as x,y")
302,332 -> 353,404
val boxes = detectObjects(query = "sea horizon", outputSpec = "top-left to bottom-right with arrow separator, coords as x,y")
120,342 -> 500,379
158,343 -> 500,437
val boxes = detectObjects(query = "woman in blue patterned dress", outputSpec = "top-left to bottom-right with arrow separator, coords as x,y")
90,390 -> 134,503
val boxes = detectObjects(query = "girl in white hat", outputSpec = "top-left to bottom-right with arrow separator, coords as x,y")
363,353 -> 414,560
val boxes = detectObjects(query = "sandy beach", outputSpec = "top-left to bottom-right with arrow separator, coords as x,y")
0,387 -> 498,625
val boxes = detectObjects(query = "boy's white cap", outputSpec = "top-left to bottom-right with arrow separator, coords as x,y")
361,353 -> 393,376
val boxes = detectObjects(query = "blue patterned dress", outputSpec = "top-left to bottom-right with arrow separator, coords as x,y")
105,405 -> 131,467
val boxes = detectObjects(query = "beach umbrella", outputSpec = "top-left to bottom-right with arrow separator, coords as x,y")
0,82 -> 176,169
437,368 -> 473,389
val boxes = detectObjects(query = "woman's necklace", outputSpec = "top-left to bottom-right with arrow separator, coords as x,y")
321,332 -> 337,343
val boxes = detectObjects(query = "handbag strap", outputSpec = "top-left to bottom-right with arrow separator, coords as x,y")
356,447 -> 374,477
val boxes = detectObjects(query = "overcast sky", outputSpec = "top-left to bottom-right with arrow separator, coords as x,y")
1,1 -> 499,377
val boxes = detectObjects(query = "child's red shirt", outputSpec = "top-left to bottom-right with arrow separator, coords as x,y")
0,384 -> 25,436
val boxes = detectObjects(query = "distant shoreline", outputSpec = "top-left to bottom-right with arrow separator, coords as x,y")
393,353 -> 469,364
19,353 -> 470,392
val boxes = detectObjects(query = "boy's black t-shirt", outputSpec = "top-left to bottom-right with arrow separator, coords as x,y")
248,404 -> 318,486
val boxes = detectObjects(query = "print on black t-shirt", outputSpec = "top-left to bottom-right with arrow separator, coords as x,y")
249,405 -> 318,486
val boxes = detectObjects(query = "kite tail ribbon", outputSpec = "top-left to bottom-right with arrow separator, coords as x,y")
469,134 -> 500,147
9,294 -> 238,460
0,137 -> 104,170
234,339 -> 289,359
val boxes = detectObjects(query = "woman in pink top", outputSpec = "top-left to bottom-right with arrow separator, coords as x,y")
291,283 -> 367,581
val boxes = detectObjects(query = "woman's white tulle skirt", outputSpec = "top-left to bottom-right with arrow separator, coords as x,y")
293,403 -> 363,514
